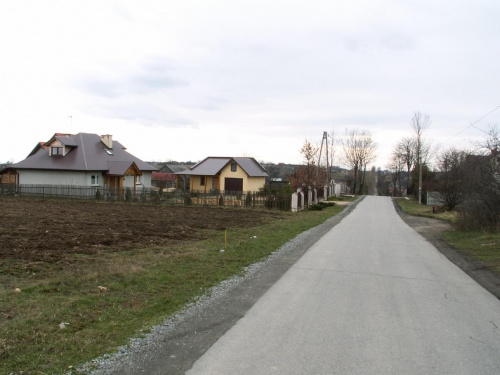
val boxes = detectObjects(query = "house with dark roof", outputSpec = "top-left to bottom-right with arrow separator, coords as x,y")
151,172 -> 176,189
175,157 -> 268,193
158,163 -> 194,191
4,133 -> 157,194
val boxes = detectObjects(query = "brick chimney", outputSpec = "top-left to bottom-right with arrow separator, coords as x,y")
101,134 -> 113,149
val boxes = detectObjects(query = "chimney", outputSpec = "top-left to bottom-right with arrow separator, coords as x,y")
101,134 -> 113,149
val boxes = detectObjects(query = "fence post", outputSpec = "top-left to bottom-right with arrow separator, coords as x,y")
291,193 -> 298,212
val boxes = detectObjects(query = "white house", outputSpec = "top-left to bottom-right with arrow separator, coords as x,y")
5,133 -> 157,194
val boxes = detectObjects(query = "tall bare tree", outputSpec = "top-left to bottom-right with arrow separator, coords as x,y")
341,128 -> 377,194
411,111 -> 432,203
387,145 -> 405,196
398,136 -> 415,192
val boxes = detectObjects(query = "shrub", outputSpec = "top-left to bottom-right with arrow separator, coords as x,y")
245,193 -> 253,207
125,188 -> 132,202
308,201 -> 336,211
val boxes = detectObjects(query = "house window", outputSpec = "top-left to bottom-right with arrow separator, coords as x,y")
90,175 -> 99,186
51,147 -> 63,156
200,176 -> 205,186
231,163 -> 237,172
136,175 -> 142,185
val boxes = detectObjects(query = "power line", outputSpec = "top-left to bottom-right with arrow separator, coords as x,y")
439,104 -> 500,146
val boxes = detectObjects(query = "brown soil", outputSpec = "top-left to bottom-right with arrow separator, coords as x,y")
394,201 -> 500,300
0,199 -> 281,267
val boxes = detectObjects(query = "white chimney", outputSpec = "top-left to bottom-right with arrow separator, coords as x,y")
101,134 -> 113,149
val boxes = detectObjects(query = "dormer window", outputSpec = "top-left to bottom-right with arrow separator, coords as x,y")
51,147 -> 63,156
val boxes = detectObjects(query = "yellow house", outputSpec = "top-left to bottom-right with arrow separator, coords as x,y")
176,157 -> 268,193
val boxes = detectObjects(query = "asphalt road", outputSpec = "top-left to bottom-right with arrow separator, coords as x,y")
186,196 -> 500,375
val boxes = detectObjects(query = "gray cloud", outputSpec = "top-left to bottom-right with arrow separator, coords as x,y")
80,79 -> 123,99
78,57 -> 187,98
343,27 -> 414,52
83,100 -> 196,128
130,72 -> 186,94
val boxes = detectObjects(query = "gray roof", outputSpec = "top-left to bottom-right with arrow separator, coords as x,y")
55,135 -> 78,147
10,133 -> 157,174
176,157 -> 268,177
160,164 -> 191,173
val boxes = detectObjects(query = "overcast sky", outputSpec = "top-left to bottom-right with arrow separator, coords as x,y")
1,0 -> 499,168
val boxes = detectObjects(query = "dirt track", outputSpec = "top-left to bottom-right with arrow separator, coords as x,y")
0,199 -> 281,267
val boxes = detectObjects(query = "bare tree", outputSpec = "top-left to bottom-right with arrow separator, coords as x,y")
411,111 -> 432,203
435,148 -> 468,210
458,125 -> 500,230
398,136 -> 415,193
288,139 -> 325,195
359,140 -> 377,194
341,128 -> 377,194
387,145 -> 406,196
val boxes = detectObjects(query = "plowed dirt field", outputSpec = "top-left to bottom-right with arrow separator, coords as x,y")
0,199 -> 281,268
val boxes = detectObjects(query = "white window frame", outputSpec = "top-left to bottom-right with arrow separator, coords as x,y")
90,174 -> 100,186
51,146 -> 63,156
136,175 -> 142,185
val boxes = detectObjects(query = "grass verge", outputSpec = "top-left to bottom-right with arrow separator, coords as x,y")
442,231 -> 500,275
394,197 -> 457,223
395,197 -> 500,277
1,202 -> 350,374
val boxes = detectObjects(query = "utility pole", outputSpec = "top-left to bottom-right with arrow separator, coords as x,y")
418,156 -> 422,204
317,131 -> 329,185
417,135 -> 422,205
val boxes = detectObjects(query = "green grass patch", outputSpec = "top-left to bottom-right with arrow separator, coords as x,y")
327,194 -> 358,203
443,230 -> 500,275
0,203 -> 350,374
395,197 -> 457,223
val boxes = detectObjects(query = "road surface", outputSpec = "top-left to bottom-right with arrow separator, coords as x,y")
187,196 -> 500,374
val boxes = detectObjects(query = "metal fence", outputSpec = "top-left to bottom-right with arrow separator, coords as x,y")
183,190 -> 291,210
0,184 -> 292,211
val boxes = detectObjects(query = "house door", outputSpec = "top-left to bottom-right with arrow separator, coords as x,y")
212,176 -> 220,190
224,178 -> 243,193
109,176 -> 116,195
109,176 -> 122,196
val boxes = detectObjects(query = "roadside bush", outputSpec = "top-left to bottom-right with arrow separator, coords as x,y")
456,151 -> 500,232
125,188 -> 132,202
245,193 -> 253,207
308,201 -> 336,211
